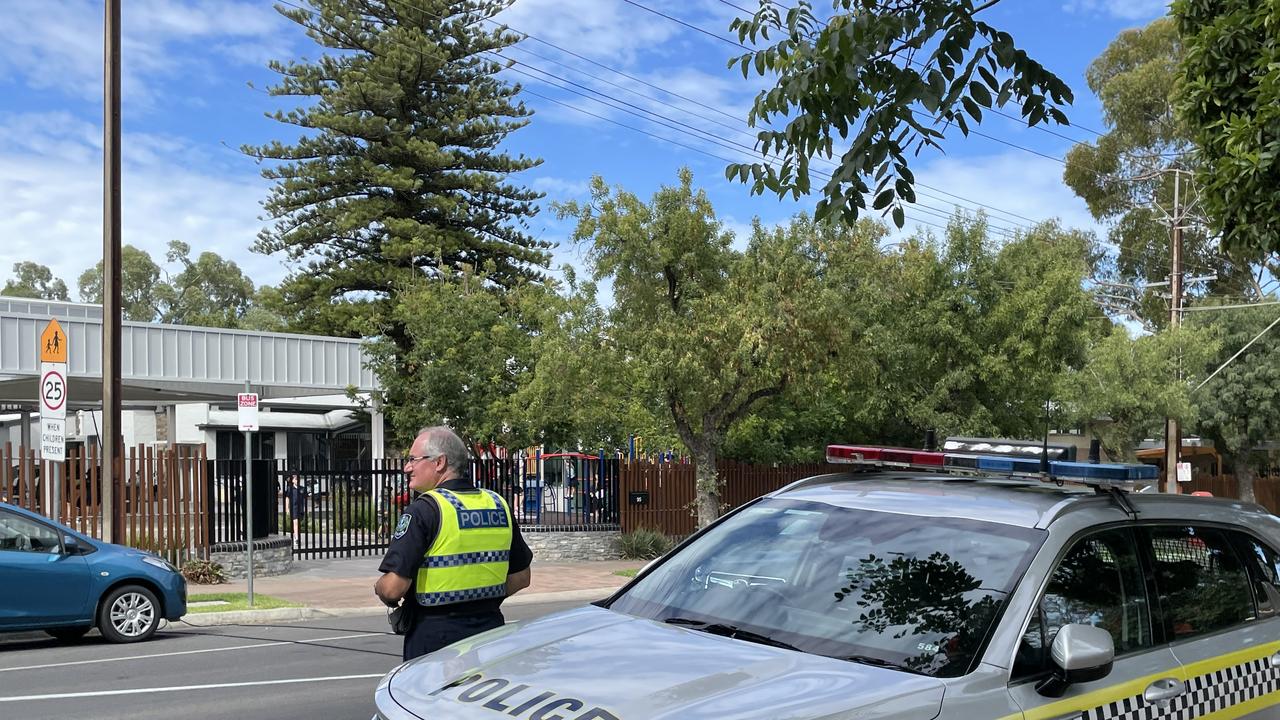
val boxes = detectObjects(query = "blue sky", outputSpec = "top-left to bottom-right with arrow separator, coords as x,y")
0,0 -> 1169,296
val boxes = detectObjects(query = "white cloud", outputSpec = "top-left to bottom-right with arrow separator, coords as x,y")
0,0 -> 291,107
1061,0 -> 1169,21
497,0 -> 684,67
531,176 -> 591,199
0,112 -> 279,294
893,150 -> 1105,242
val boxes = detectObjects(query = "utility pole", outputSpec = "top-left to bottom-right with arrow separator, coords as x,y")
102,0 -> 123,543
1164,169 -> 1184,494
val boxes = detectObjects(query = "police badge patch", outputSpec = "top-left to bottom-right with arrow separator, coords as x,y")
393,513 -> 412,539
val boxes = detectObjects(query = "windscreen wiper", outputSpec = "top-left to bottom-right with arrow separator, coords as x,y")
839,654 -> 919,674
662,617 -> 801,652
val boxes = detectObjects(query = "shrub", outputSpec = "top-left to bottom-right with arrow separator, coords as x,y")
182,559 -> 227,585
616,528 -> 674,560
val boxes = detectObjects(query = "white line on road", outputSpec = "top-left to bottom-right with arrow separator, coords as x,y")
0,673 -> 386,703
0,632 -> 385,673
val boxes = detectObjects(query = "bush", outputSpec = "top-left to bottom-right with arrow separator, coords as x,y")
616,528 -> 674,560
182,559 -> 226,585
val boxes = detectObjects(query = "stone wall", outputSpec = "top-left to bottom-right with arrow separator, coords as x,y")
210,535 -> 294,579
524,530 -> 622,561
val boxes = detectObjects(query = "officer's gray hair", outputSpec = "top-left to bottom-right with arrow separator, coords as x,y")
417,426 -> 469,475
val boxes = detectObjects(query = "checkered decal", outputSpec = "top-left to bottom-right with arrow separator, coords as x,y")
416,583 -> 507,606
1072,653 -> 1279,720
1166,656 -> 1280,719
423,550 -> 511,569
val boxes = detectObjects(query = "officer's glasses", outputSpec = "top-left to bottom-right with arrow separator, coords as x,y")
404,454 -> 440,466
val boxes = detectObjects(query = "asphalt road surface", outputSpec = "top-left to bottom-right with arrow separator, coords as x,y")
0,598 -> 587,720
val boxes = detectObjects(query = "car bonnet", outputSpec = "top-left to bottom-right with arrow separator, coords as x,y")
386,605 -> 945,720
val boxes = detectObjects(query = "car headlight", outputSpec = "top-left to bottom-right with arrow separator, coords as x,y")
142,556 -> 176,573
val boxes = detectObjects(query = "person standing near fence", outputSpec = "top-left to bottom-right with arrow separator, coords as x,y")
375,426 -> 532,661
285,473 -> 307,543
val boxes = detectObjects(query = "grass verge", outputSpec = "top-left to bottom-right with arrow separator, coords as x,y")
186,592 -> 303,613
613,568 -> 638,578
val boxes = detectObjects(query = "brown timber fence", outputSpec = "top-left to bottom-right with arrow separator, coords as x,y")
1,443 -> 209,565
618,459 -> 844,537
1182,474 -> 1280,513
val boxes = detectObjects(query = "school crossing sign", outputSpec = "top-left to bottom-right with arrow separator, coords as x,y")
39,318 -> 68,461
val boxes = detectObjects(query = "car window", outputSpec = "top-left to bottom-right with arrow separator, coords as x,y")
1013,528 -> 1152,680
0,510 -> 62,553
609,498 -> 1045,678
1148,526 -> 1254,639
1229,532 -> 1280,619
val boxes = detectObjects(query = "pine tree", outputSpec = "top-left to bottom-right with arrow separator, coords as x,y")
247,0 -> 548,347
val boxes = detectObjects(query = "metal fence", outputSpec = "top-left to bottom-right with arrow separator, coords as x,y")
206,455 -> 622,559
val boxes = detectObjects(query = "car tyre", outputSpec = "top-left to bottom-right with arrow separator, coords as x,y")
97,585 -> 160,643
45,626 -> 91,642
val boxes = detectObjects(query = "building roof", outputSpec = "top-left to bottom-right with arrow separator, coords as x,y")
0,296 -> 378,406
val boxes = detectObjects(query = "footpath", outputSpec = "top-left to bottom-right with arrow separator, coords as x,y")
181,557 -> 645,627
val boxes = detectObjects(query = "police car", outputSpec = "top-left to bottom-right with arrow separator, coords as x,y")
373,441 -> 1280,719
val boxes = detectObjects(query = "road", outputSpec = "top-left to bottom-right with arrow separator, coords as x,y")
0,598 -> 587,720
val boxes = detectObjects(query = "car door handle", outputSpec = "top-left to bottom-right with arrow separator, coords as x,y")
1143,677 -> 1185,707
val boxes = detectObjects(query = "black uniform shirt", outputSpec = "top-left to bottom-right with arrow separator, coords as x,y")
379,477 -> 533,617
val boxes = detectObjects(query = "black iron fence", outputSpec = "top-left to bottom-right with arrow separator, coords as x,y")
207,455 -> 621,559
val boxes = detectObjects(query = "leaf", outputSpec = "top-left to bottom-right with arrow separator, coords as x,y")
873,188 -> 895,210
891,205 -> 905,228
969,81 -> 992,108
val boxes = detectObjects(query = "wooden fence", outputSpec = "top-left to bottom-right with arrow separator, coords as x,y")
1182,475 -> 1280,514
618,459 -> 843,537
1,443 -> 209,565
619,461 -> 1280,537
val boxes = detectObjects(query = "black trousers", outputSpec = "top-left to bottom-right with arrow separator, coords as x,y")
403,610 -> 504,661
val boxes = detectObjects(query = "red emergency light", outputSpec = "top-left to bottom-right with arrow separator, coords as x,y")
826,445 -> 945,469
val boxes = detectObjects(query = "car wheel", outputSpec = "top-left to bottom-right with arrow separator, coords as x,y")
97,585 -> 160,643
45,626 -> 91,642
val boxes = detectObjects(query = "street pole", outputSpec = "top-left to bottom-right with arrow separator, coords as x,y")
102,0 -> 123,543
244,384 -> 255,607
1164,170 -> 1184,494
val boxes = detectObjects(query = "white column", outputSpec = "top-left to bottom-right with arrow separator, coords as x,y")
371,395 -> 385,461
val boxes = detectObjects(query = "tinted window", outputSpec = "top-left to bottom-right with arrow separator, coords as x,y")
0,511 -> 61,553
1149,526 -> 1254,639
1231,532 -> 1280,618
609,499 -> 1045,678
1014,529 -> 1152,679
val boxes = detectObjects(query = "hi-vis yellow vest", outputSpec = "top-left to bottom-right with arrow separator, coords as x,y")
415,488 -> 513,607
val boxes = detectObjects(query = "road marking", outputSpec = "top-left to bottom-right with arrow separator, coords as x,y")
0,673 -> 387,703
0,632 -> 384,673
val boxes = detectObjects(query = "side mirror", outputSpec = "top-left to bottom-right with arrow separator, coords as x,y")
1035,624 -> 1115,698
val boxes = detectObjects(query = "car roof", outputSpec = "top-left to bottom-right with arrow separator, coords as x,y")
769,471 -> 1266,529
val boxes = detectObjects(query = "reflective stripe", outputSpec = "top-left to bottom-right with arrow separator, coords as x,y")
422,550 -> 511,569
416,583 -> 507,607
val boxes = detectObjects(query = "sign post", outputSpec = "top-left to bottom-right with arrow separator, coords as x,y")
39,320 -> 68,463
238,388 -> 259,607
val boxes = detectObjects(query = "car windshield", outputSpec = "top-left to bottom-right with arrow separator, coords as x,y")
608,498 -> 1045,677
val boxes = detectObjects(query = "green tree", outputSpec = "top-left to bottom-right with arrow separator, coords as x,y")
1060,323 -> 1217,461
560,170 -> 855,527
727,0 -> 1072,226
363,269 -> 552,448
77,244 -> 165,321
1175,0 -> 1280,260
247,0 -> 547,366
1064,16 -> 1274,328
1188,302 -> 1280,503
155,241 -> 256,327
3,262 -> 68,300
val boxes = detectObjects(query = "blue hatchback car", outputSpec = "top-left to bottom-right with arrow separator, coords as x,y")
0,502 -> 187,643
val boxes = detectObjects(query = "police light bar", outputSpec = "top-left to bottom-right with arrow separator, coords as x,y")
826,445 -> 944,469
827,442 -> 1158,489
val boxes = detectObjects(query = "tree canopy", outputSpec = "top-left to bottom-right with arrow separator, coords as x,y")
1175,0 -> 1280,260
247,0 -> 548,344
727,0 -> 1073,226
3,262 -> 68,301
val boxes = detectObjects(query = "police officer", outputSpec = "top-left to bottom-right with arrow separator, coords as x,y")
374,426 -> 532,661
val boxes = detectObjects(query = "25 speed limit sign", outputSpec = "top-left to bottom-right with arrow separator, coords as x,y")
40,363 -> 67,419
